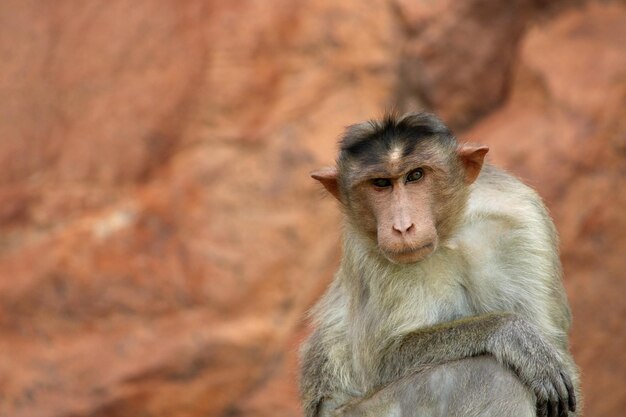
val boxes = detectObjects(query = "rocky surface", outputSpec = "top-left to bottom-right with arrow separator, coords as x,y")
0,1 -> 623,416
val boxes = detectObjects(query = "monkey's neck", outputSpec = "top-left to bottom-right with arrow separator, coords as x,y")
340,220 -> 468,310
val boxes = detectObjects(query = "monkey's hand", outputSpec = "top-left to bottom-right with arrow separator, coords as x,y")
489,315 -> 577,417
377,313 -> 576,417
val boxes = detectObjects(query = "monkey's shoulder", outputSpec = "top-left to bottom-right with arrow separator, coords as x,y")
467,164 -> 554,232
452,164 -> 560,291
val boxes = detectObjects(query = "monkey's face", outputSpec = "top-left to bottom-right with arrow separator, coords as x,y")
354,164 -> 439,264
310,113 -> 488,265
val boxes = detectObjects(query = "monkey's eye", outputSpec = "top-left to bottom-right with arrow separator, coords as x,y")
406,168 -> 424,183
371,178 -> 392,188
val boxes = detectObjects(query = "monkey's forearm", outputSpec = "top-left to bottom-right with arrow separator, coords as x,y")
377,312 -> 507,383
378,312 -> 561,380
377,312 -> 576,416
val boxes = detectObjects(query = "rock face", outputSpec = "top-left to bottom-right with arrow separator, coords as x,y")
0,1 -> 623,417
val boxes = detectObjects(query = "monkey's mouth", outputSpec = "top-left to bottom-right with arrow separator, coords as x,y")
383,242 -> 436,264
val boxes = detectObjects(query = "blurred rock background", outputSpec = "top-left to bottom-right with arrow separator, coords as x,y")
0,0 -> 624,416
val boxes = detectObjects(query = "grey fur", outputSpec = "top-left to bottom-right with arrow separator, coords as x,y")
300,115 -> 580,417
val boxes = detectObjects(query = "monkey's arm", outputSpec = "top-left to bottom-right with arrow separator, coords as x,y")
377,312 -> 576,417
300,330 -> 344,417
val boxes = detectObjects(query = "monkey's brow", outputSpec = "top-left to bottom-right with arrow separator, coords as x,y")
354,162 -> 424,180
356,150 -> 441,175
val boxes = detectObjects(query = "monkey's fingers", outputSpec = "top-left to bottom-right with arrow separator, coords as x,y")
549,396 -> 559,417
556,385 -> 569,417
554,373 -> 570,417
560,370 -> 577,412
558,397 -> 569,417
537,398 -> 549,417
536,381 -> 564,417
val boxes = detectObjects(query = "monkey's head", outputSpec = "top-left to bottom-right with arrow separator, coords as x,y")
312,113 -> 488,264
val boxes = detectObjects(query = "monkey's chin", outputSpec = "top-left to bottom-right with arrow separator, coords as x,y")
382,242 -> 436,264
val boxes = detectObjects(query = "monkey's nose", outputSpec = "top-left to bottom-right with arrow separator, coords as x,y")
392,222 -> 415,235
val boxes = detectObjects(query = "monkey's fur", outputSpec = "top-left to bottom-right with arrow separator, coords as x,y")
300,113 -> 579,417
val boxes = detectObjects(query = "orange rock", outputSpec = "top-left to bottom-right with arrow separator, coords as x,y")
0,1 -> 623,417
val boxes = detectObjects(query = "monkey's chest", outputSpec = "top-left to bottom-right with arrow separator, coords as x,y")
348,279 -> 473,389
363,280 -> 473,339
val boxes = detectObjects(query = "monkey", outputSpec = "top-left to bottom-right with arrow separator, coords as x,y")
299,112 -> 580,417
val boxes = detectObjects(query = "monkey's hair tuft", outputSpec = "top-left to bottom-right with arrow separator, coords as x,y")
339,112 -> 455,160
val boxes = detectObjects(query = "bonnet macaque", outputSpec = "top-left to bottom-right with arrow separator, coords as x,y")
300,113 -> 579,417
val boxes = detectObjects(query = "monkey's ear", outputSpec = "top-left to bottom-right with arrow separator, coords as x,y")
311,167 -> 342,201
458,144 -> 489,185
